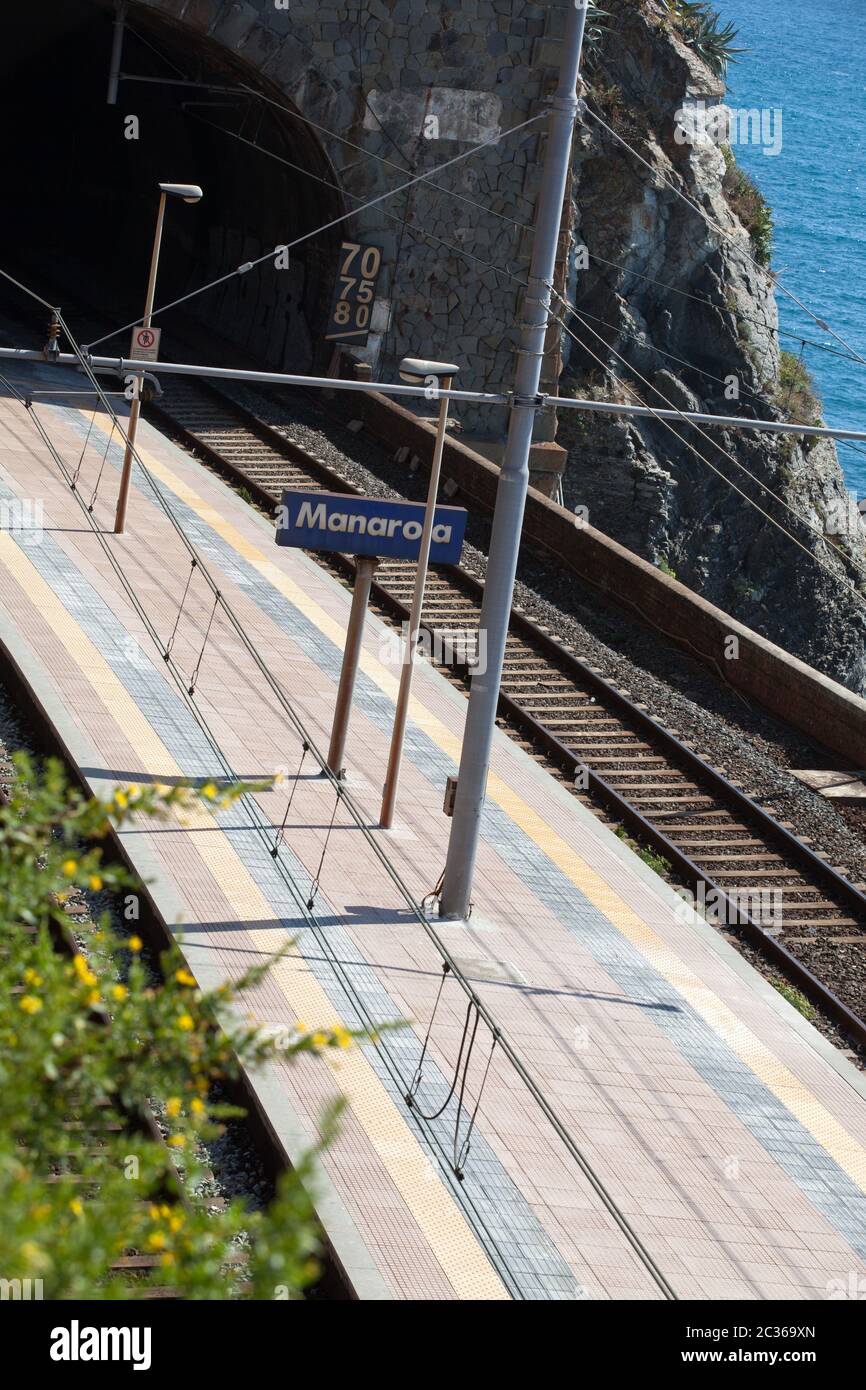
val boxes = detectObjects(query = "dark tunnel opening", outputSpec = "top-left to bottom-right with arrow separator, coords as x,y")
0,0 -> 346,371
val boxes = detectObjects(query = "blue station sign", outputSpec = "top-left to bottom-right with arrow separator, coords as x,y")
276,490 -> 467,564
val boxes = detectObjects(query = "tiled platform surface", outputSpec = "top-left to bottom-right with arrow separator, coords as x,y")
3,362 -> 866,1301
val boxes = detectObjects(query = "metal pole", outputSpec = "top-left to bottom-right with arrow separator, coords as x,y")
379,382 -> 452,827
10,344 -> 866,442
439,1 -> 588,919
106,1 -> 127,106
114,190 -> 166,534
327,555 -> 379,777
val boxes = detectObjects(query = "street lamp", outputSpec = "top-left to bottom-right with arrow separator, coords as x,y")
113,182 -> 203,534
379,356 -> 459,827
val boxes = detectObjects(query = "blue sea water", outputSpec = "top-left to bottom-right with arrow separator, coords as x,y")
720,0 -> 866,492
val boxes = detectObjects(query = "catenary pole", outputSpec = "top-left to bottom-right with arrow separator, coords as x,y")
438,0 -> 588,919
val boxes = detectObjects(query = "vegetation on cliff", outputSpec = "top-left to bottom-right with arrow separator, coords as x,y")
663,1 -> 746,77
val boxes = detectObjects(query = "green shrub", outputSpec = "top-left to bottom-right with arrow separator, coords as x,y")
770,977 -> 816,1021
614,826 -> 671,878
0,753 -> 353,1299
722,159 -> 774,266
665,2 -> 746,77
776,350 -> 822,425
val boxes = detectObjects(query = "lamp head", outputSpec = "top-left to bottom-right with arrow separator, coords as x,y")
398,356 -> 460,384
159,182 -> 204,204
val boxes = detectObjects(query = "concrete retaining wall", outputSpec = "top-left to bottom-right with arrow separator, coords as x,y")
352,385 -> 866,768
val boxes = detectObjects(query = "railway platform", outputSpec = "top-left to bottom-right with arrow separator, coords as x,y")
3,360 -> 866,1301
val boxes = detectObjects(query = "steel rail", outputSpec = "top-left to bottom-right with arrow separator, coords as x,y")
152,378 -> 866,1050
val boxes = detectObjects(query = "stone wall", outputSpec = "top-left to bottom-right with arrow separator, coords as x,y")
136,0 -> 572,436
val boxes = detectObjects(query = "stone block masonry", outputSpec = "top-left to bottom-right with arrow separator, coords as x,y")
138,0 -> 572,436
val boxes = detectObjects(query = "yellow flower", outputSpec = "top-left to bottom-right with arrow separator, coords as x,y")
311,1031 -> 328,1048
168,1213 -> 184,1233
87,991 -> 101,1007
146,1231 -> 165,1250
201,782 -> 218,800
174,968 -> 196,987
128,784 -> 141,800
111,984 -> 128,1002
69,1198 -> 83,1218
177,1014 -> 194,1032
128,936 -> 143,952
113,790 -> 128,810
332,1025 -> 352,1050
72,955 -> 97,987
160,1252 -> 175,1267
190,1097 -> 205,1116
168,1134 -> 186,1149
61,859 -> 77,878
88,874 -> 103,891
165,1097 -> 182,1118
20,995 -> 42,1015
23,968 -> 42,987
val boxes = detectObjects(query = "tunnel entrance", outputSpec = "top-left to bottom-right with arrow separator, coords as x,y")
0,0 -> 345,371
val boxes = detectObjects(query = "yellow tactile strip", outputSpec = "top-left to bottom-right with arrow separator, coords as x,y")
122,432 -> 866,1198
0,528 -> 509,1302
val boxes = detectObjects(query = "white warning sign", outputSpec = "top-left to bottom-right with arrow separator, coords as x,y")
129,326 -> 161,362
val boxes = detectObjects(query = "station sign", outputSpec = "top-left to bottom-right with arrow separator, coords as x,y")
129,325 -> 161,362
324,241 -> 382,345
276,490 -> 467,564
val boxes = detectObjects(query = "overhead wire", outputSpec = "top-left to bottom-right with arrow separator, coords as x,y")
554,295 -> 866,601
82,108 -> 545,352
178,113 -> 866,592
240,82 -> 534,235
584,106 -> 866,370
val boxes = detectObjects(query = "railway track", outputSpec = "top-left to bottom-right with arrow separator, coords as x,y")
147,374 -> 866,1051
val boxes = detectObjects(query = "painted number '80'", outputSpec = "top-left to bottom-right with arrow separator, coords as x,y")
333,243 -> 381,328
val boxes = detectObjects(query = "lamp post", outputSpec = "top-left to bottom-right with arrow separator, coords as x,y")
113,182 -> 203,534
438,0 -> 588,918
379,357 -> 459,827
327,555 -> 379,778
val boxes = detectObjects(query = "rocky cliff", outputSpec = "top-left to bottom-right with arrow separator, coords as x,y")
558,0 -> 866,694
